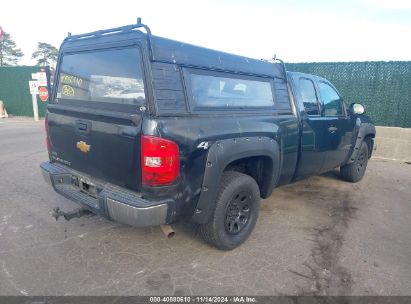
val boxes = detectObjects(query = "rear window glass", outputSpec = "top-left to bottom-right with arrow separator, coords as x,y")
56,47 -> 145,105
299,78 -> 319,115
189,73 -> 274,109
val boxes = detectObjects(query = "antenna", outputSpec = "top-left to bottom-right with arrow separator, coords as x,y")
137,17 -> 142,25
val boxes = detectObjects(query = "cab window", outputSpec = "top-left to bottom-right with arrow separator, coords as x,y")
318,82 -> 344,116
299,78 -> 319,115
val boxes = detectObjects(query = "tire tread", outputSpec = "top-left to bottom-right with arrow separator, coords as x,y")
199,171 -> 260,250
340,141 -> 368,183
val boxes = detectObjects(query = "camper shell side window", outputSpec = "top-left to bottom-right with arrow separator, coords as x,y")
182,68 -> 277,112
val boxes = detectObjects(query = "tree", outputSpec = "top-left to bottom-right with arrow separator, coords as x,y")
31,42 -> 58,67
0,32 -> 24,66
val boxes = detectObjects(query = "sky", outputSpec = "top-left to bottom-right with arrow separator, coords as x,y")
1,0 -> 411,65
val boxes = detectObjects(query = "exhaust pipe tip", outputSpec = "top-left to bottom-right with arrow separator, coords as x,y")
160,224 -> 175,238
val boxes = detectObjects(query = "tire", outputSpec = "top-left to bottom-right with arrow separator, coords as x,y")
199,171 -> 261,250
340,141 -> 369,183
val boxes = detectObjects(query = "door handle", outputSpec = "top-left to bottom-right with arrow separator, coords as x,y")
328,126 -> 338,133
75,120 -> 91,134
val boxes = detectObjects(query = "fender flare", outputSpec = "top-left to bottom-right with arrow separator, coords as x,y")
347,121 -> 376,164
191,136 -> 281,224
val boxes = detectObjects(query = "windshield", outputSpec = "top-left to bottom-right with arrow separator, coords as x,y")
56,47 -> 146,105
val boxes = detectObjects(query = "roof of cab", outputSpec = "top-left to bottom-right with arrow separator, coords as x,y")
61,23 -> 285,79
288,71 -> 330,83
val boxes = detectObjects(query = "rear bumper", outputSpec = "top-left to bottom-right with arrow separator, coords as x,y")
40,161 -> 172,227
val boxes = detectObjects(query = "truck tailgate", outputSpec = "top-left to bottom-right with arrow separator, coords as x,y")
48,110 -> 142,191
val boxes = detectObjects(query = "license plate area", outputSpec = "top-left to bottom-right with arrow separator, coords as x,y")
72,176 -> 97,198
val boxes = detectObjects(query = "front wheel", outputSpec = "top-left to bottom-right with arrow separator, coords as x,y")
199,171 -> 261,250
340,141 -> 369,182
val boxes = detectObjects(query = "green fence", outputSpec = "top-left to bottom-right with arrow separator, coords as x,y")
0,66 -> 48,117
287,61 -> 411,128
1,62 -> 410,127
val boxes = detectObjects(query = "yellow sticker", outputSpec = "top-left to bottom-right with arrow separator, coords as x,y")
61,74 -> 83,87
62,85 -> 75,96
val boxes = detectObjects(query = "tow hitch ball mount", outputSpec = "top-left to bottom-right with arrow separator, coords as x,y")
51,207 -> 93,221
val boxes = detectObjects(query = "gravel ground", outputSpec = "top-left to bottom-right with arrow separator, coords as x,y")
0,117 -> 410,296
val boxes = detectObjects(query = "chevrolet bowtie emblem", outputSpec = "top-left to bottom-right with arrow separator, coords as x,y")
76,141 -> 91,153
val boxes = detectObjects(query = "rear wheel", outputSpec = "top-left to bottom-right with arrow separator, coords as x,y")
340,141 -> 369,182
199,171 -> 261,250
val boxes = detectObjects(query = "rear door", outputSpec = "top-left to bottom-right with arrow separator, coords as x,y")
292,76 -> 328,179
47,45 -> 147,192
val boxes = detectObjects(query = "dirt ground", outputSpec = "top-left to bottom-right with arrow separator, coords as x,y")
0,117 -> 410,296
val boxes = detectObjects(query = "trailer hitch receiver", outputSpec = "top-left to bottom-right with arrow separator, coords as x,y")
51,207 -> 93,221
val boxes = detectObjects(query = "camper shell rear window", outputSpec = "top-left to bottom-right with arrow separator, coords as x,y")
56,47 -> 146,106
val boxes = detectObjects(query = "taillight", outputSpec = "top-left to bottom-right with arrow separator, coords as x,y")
45,115 -> 51,153
141,135 -> 179,186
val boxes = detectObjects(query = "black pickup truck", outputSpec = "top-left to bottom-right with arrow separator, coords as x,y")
41,20 -> 375,250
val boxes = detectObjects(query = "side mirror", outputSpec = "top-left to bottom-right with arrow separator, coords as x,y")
350,103 -> 366,115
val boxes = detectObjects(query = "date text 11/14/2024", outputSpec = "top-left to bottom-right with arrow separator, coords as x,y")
149,296 -> 257,303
